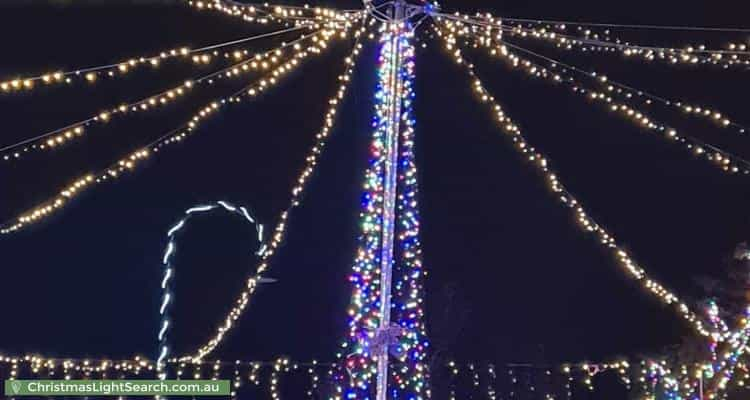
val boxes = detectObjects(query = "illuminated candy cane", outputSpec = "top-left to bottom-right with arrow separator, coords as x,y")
156,201 -> 264,378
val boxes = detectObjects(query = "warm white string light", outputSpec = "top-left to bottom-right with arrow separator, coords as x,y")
440,27 -> 750,387
437,27 -> 718,339
186,0 -> 362,28
496,17 -> 750,33
435,12 -> 750,69
4,354 -> 749,397
181,23 -> 367,362
501,22 -> 750,69
0,27 -> 350,235
0,28 -> 343,161
0,25 -> 309,95
4,5 -> 750,397
438,21 -> 750,176
495,38 -> 746,134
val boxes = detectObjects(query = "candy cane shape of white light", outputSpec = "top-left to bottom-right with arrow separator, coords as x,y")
156,201 -> 264,379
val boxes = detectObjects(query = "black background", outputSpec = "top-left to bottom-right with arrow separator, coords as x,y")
1,0 -> 749,370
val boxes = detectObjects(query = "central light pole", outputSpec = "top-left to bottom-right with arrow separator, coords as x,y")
374,2 -> 406,400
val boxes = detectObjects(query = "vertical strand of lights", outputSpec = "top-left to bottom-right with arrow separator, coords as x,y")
334,23 -> 428,400
334,27 -> 393,399
390,29 -> 429,399
187,0 -> 360,28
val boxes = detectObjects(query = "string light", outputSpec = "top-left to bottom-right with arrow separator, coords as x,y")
4,5 -> 750,398
156,201 -> 264,379
388,22 -> 429,399
269,358 -> 290,400
435,12 -> 750,69
0,26 -> 311,95
443,18 -> 747,135
333,22 -> 428,400
179,24 -> 367,362
438,21 -> 750,176
11,356 -> 725,399
509,40 -> 744,134
0,27 -> 351,235
436,27 -> 719,339
438,28 -> 750,391
501,22 -> 750,69
0,28 -> 347,161
185,0 -> 362,28
307,360 -> 321,397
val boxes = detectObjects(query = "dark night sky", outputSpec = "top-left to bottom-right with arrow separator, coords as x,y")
1,0 -> 750,369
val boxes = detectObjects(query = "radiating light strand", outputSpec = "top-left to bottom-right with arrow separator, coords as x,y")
0,25 -> 308,95
0,27 -> 348,235
437,26 -> 718,339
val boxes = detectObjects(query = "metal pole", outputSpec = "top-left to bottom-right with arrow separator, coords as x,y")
375,2 -> 405,399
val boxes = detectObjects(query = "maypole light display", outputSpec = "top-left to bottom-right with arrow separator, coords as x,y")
335,1 -> 429,398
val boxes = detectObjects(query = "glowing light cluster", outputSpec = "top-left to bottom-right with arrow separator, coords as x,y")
437,29 -> 719,340
0,28 -> 350,235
